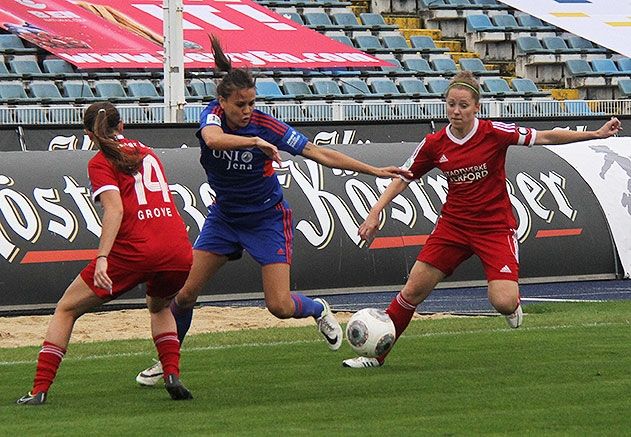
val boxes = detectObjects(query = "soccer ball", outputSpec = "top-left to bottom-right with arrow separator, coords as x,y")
345,308 -> 396,358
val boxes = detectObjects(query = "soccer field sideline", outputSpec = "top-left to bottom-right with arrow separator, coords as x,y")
2,318 -> 626,367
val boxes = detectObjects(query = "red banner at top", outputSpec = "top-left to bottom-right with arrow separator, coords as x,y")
0,0 -> 388,69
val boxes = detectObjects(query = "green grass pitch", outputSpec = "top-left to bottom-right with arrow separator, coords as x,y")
1,301 -> 630,436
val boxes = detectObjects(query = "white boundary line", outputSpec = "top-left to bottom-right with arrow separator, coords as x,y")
1,321 -> 627,367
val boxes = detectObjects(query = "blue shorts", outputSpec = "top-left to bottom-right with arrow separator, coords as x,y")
194,201 -> 293,266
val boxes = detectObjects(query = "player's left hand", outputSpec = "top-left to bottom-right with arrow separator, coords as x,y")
374,166 -> 413,179
596,117 -> 622,138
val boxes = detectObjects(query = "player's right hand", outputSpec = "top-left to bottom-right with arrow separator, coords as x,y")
358,214 -> 380,243
94,257 -> 113,291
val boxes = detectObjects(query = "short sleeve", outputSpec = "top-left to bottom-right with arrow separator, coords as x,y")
401,138 -> 434,181
88,155 -> 119,202
490,121 -> 537,147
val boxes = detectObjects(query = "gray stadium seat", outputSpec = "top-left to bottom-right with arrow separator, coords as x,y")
401,57 -> 434,74
515,37 -> 551,55
618,79 -> 631,97
255,78 -> 286,101
188,78 -> 216,100
430,58 -> 458,75
511,78 -> 550,97
0,34 -> 38,54
408,36 -> 448,54
62,80 -> 99,102
340,78 -> 372,97
482,77 -> 520,97
459,57 -> 499,75
516,14 -> 556,31
331,12 -> 364,30
8,58 -> 55,79
28,80 -> 68,103
126,79 -> 162,102
94,79 -> 136,103
426,77 -> 450,94
566,36 -> 608,54
42,58 -> 82,78
397,78 -> 439,97
358,13 -> 397,30
367,77 -> 400,96
0,80 -> 30,102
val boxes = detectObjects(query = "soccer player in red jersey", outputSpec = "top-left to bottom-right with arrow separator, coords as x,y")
343,71 -> 622,368
17,102 -> 194,404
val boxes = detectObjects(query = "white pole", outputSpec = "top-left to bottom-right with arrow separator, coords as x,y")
163,0 -> 185,123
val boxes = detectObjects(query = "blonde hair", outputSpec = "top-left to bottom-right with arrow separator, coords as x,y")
446,71 -> 481,102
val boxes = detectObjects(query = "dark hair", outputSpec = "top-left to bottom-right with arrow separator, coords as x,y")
210,35 -> 255,99
446,71 -> 481,103
83,102 -> 142,175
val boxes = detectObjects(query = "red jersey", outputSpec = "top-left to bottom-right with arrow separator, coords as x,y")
403,118 -> 537,230
87,137 -> 192,272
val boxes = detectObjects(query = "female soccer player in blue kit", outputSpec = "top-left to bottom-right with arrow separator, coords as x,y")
136,36 -> 411,385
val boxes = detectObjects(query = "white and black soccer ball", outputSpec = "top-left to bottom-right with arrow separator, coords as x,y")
345,308 -> 395,358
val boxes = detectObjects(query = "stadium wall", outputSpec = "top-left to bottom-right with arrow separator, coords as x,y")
1,138 -> 627,314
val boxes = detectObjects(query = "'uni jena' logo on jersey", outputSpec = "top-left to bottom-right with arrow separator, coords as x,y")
212,150 -> 254,171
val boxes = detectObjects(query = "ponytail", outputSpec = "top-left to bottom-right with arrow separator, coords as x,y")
210,34 -> 256,99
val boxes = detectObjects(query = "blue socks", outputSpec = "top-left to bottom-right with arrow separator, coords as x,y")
291,293 -> 324,319
170,299 -> 194,345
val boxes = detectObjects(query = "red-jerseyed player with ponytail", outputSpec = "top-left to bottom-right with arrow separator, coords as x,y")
17,102 -> 193,404
343,71 -> 622,368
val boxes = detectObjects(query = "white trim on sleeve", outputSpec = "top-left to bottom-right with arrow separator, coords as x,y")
92,185 -> 119,202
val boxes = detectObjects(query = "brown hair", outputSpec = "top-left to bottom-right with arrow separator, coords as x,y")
446,71 -> 481,103
210,35 -> 256,99
83,102 -> 143,175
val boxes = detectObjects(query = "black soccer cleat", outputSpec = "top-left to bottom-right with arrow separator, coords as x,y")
16,391 -> 47,405
164,374 -> 193,400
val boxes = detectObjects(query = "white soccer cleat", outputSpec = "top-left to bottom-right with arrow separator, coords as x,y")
342,356 -> 383,368
505,304 -> 523,329
314,298 -> 343,351
136,360 -> 163,386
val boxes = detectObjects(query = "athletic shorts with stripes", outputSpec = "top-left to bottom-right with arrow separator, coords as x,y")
418,218 -> 519,282
193,200 -> 293,266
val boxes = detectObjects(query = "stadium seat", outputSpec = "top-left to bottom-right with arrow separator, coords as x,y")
459,57 -> 499,75
282,78 -> 317,99
397,78 -> 440,97
367,77 -> 401,96
0,61 -> 19,79
515,14 -> 556,31
0,34 -> 38,54
310,78 -> 345,98
541,37 -> 581,54
471,0 -> 508,9
339,77 -> 373,98
303,12 -> 338,31
329,34 -> 354,47
482,77 -> 520,97
564,100 -> 602,116
466,14 -> 502,32
617,58 -> 631,74
564,59 -> 599,77
426,77 -> 450,94
28,80 -> 69,103
381,35 -> 418,53
8,58 -> 55,79
188,78 -> 216,100
515,36 -> 552,55
375,56 -> 406,75
358,13 -> 397,30
126,79 -> 162,102
281,12 -> 304,26
591,59 -> 626,76
0,80 -> 30,103
94,79 -> 136,103
618,78 -> 631,97
510,78 -> 550,97
354,35 -> 386,53
408,36 -> 448,54
401,56 -> 435,75
331,12 -> 364,30
62,80 -> 99,102
566,36 -> 608,54
255,78 -> 287,101
430,58 -> 458,75
42,58 -> 82,79
491,14 -> 523,31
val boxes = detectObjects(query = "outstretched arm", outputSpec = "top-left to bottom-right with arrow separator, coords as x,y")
358,178 -> 411,243
301,142 -> 413,179
535,117 -> 622,145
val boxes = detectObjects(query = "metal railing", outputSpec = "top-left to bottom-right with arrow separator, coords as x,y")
1,99 -> 629,126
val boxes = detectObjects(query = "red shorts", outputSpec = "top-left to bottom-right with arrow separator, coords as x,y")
80,259 -> 189,300
418,218 -> 519,282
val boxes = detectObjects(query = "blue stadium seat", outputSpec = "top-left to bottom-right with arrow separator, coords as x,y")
0,80 -> 30,103
8,58 -> 55,79
515,36 -> 552,55
358,13 -> 397,30
511,78 -> 550,97
303,12 -> 338,30
280,12 -> 304,26
42,58 -> 83,79
28,80 -> 69,103
0,61 -> 19,79
310,78 -> 346,98
566,36 -> 608,54
401,56 -> 434,74
329,34 -> 354,47
62,80 -> 99,102
617,58 -> 631,74
466,14 -> 502,32
126,79 -> 162,102
94,79 -> 136,103
618,79 -> 631,97
591,59 -> 626,76
381,35 -> 418,53
541,37 -> 581,54
471,0 -> 510,9
426,77 -> 450,94
0,34 -> 38,55
564,59 -> 599,77
354,35 -> 385,53
491,14 -> 523,31
397,78 -> 440,97
516,14 -> 556,31
339,77 -> 373,97
331,12 -> 364,30
367,77 -> 400,96
482,77 -> 520,97
459,57 -> 499,75
188,78 -> 216,100
564,100 -> 603,116
408,36 -> 448,54
430,58 -> 458,75
282,78 -> 318,99
255,78 -> 287,101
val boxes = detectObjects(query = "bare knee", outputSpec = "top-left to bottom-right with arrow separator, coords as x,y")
488,280 -> 520,315
267,300 -> 294,319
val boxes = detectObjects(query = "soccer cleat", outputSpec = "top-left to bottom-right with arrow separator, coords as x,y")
164,374 -> 193,400
505,304 -> 523,329
342,356 -> 383,368
16,391 -> 47,405
136,359 -> 163,386
314,298 -> 343,351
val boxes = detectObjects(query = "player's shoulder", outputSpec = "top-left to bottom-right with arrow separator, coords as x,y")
487,119 -> 519,133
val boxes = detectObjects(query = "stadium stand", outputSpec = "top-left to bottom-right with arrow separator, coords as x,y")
0,1 -> 629,125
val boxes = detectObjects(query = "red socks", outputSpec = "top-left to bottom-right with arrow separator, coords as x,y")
378,292 -> 417,363
32,341 -> 66,394
154,332 -> 181,378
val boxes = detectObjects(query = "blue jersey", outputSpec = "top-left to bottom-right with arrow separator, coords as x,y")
197,100 -> 308,214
